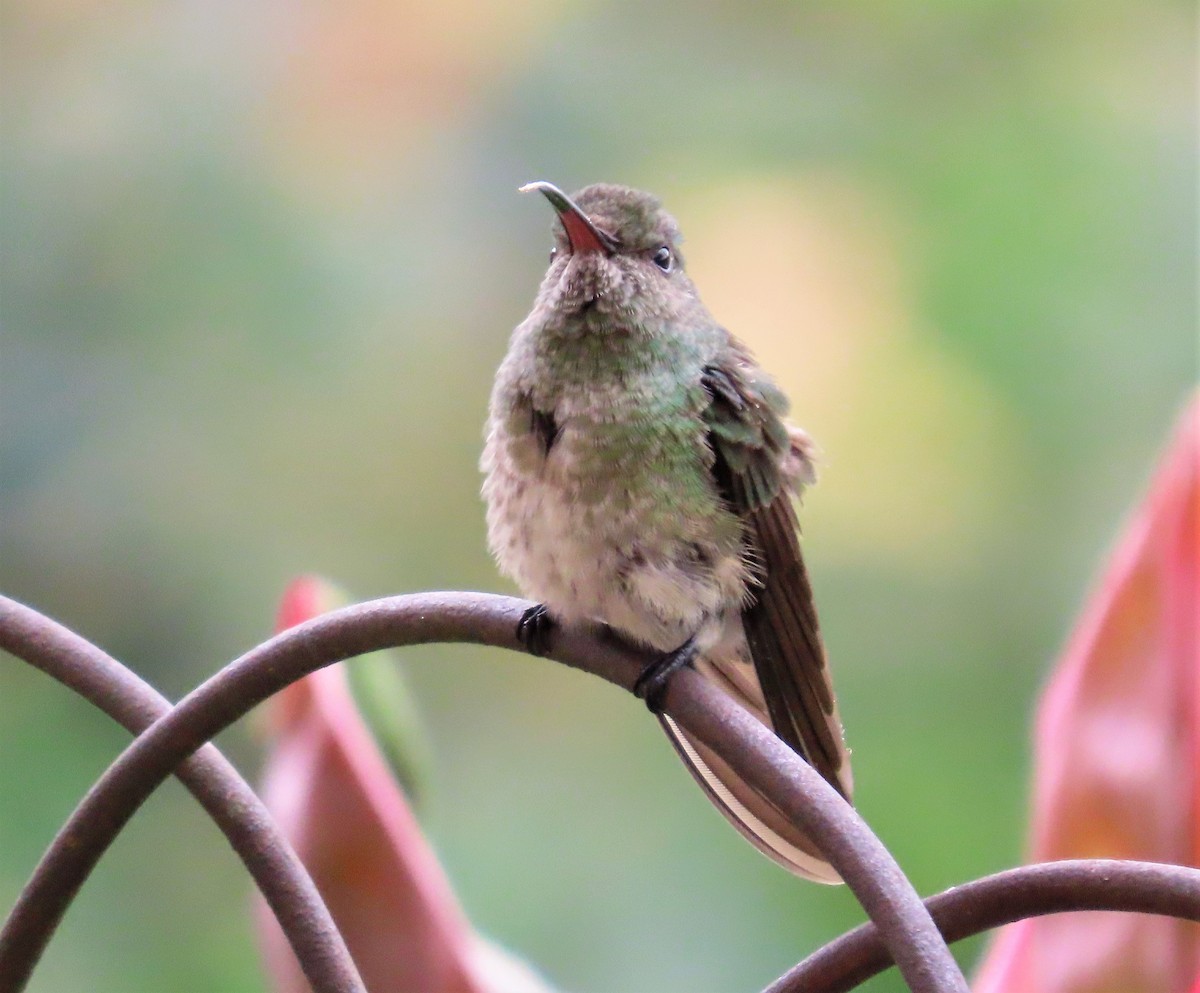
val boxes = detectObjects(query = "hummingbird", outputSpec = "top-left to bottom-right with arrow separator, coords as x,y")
481,182 -> 852,881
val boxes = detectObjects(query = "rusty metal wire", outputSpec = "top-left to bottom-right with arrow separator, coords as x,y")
766,858 -> 1200,993
0,592 -> 969,993
0,594 -> 366,993
1,592 -> 1196,993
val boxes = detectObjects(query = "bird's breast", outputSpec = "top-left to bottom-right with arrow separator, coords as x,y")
483,400 -> 748,650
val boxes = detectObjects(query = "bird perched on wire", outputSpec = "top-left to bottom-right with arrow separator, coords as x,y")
481,182 -> 852,881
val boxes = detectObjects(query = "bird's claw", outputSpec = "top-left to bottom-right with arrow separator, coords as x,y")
516,603 -> 556,657
633,637 -> 699,713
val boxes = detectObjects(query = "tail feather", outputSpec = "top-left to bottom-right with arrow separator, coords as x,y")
659,714 -> 842,883
657,652 -> 847,883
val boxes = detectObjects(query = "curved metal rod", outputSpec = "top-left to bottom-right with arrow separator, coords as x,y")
765,858 -> 1200,993
657,669 -> 970,991
0,595 -> 366,993
0,593 -> 969,992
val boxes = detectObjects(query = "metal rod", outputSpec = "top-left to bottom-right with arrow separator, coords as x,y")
659,667 -> 970,992
0,591 -> 991,992
0,595 -> 366,993
765,858 -> 1200,993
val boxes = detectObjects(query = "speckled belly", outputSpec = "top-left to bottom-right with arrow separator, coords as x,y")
485,444 -> 745,653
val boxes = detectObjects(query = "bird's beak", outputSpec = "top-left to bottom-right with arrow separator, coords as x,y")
520,181 -> 617,256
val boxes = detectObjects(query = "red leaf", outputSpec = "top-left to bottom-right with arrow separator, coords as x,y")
974,397 -> 1200,992
256,577 -> 553,993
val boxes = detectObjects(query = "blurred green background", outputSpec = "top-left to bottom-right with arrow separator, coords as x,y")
1,2 -> 1195,991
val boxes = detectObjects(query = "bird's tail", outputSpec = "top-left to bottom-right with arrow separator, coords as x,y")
657,654 -> 846,883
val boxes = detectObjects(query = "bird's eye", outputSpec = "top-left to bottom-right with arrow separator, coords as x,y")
652,246 -> 673,271
549,247 -> 558,263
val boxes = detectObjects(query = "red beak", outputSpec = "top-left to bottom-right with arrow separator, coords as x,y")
520,181 -> 617,256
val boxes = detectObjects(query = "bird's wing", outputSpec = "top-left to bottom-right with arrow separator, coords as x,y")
649,345 -> 852,880
699,351 -> 853,802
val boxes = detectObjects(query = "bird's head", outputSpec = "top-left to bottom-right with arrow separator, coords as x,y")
521,181 -> 703,334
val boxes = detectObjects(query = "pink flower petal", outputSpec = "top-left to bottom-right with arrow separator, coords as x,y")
255,577 -> 553,993
974,397 -> 1200,992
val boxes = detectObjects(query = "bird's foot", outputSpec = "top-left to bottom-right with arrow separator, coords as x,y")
633,637 -> 699,714
516,603 -> 556,657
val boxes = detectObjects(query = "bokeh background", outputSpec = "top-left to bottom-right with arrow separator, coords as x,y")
1,2 -> 1195,991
